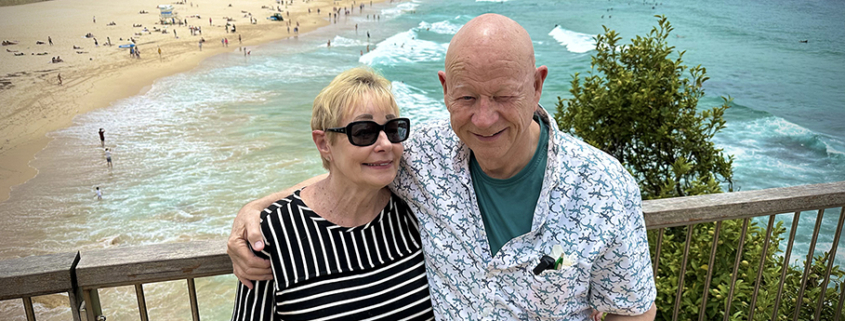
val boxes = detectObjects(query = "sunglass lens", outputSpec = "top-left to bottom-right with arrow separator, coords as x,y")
385,119 -> 409,143
350,122 -> 380,146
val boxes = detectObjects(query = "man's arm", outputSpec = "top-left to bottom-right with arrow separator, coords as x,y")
605,304 -> 657,321
227,174 -> 327,289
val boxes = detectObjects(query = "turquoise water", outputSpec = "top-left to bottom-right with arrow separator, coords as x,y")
1,0 -> 844,319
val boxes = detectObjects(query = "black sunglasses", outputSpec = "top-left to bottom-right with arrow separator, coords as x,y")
326,118 -> 411,146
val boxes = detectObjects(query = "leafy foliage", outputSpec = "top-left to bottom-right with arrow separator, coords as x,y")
554,15 -> 732,200
554,15 -> 844,320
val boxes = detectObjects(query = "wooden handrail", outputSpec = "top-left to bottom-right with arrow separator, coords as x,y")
1,181 -> 843,321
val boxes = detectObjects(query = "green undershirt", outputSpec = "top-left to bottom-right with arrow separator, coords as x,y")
470,115 -> 548,256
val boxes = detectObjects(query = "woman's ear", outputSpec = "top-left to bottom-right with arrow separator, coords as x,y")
313,130 -> 332,162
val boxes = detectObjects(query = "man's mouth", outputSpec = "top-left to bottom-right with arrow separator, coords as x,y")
474,128 -> 506,140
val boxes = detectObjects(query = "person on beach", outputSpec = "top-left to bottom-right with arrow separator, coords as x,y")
57,73 -> 62,85
104,148 -> 113,168
230,67 -> 433,320
98,128 -> 105,147
48,36 -> 52,46
229,14 -> 656,320
95,187 -> 102,200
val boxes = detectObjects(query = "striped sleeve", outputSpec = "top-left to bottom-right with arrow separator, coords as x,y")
231,279 -> 275,321
231,213 -> 278,321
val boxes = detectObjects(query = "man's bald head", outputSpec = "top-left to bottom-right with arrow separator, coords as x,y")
438,14 -> 548,178
445,14 -> 536,77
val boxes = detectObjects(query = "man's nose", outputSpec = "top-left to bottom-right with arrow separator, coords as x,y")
471,96 -> 498,128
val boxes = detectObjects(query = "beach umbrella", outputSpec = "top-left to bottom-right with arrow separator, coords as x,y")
118,43 -> 135,48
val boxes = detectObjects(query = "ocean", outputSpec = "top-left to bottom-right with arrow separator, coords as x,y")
1,0 -> 844,319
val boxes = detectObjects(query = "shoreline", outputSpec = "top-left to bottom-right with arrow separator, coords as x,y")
0,0 -> 391,203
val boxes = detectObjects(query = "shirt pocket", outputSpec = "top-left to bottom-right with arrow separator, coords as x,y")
519,263 -> 588,318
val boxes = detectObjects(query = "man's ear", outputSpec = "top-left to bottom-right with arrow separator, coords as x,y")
438,70 -> 448,97
313,130 -> 332,162
534,65 -> 549,103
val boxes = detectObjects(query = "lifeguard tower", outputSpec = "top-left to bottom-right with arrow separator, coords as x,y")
158,5 -> 178,24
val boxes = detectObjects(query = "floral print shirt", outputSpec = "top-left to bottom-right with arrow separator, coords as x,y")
391,110 -> 656,320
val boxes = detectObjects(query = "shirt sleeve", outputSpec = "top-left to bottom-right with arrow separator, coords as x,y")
589,177 -> 656,315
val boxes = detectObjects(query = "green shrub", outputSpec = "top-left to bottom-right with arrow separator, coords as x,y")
554,15 -> 843,320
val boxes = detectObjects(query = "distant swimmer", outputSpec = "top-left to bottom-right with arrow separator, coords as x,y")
799,39 -> 808,43
105,148 -> 113,168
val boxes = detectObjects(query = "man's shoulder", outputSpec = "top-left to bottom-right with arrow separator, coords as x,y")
550,130 -> 635,189
404,118 -> 459,160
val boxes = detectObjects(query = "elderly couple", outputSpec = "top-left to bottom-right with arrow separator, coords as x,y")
228,14 -> 656,321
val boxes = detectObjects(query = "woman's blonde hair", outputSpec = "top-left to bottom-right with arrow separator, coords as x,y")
311,66 -> 399,169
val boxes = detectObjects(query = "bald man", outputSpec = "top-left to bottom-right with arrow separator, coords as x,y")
229,14 -> 656,320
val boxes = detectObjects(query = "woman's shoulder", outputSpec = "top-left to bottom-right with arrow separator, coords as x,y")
260,189 -> 307,221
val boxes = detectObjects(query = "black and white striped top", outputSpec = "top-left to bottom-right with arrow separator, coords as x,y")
231,190 -> 434,321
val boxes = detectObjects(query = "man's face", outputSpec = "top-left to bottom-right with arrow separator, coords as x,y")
440,55 -> 541,165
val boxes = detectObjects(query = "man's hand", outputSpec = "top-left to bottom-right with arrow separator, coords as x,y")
228,202 -> 272,289
227,174 -> 327,289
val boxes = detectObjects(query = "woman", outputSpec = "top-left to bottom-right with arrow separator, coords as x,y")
231,67 -> 433,320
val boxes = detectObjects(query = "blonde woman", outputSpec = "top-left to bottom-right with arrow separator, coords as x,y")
231,67 -> 433,321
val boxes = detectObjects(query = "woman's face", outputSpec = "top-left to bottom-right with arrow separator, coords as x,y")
325,99 -> 404,190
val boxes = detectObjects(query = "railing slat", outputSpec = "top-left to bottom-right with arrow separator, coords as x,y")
75,240 -> 230,289
188,278 -> 201,321
698,221 -> 721,321
643,181 -> 845,229
793,209 -> 825,321
749,215 -> 775,321
653,228 -> 664,277
835,284 -> 844,321
816,206 -> 845,321
22,296 -> 35,321
135,284 -> 148,321
672,224 -> 694,321
0,251 -> 78,300
724,218 -> 750,321
772,211 -> 802,319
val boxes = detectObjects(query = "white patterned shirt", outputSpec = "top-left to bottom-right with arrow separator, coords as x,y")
391,110 -> 656,320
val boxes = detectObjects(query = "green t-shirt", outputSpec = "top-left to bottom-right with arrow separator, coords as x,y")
470,115 -> 548,256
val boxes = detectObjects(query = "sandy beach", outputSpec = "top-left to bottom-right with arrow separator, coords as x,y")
0,0 -> 388,203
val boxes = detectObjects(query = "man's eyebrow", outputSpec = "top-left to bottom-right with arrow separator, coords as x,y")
353,114 -> 374,120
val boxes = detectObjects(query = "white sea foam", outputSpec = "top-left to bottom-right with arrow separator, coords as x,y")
477,0 -> 508,2
418,20 -> 462,35
392,81 -> 448,121
324,35 -> 367,48
359,30 -> 448,66
548,26 -> 596,53
381,1 -> 419,18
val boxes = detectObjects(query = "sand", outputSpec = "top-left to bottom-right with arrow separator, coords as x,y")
0,0 -> 388,203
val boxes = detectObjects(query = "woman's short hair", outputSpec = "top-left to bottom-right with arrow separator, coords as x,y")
311,67 -> 399,169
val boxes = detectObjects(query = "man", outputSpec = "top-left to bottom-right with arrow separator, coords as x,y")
229,14 -> 656,320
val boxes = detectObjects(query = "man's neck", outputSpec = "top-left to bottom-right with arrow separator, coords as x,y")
474,119 -> 541,179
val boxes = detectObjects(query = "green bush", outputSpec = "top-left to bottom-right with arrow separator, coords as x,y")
554,15 -> 843,320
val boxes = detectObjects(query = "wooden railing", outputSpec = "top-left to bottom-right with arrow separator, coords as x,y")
1,181 -> 844,321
